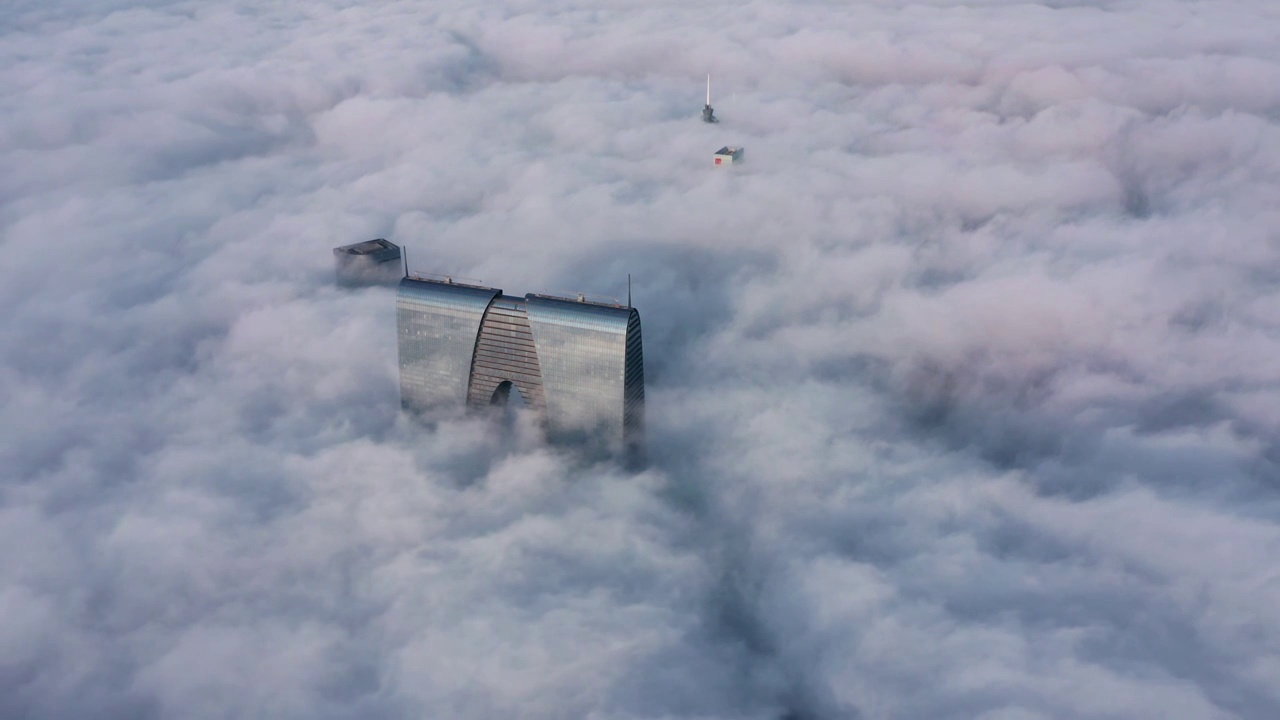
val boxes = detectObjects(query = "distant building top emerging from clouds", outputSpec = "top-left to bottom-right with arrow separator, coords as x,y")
333,238 -> 402,286
713,146 -> 743,165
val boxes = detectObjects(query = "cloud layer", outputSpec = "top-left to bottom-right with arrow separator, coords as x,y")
3,1 -> 1280,718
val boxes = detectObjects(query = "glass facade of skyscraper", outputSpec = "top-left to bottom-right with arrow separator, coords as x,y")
396,279 -> 499,410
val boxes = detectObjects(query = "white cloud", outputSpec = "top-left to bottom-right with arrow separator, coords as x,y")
3,1 -> 1280,718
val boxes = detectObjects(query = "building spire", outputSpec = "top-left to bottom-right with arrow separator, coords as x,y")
702,74 -> 718,123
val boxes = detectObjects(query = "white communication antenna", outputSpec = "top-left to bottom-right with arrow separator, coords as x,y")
702,74 -> 718,123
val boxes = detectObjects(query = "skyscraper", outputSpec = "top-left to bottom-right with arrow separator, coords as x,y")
332,238 -> 402,286
397,276 -> 644,453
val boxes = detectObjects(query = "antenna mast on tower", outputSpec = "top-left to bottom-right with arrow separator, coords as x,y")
702,74 -> 718,123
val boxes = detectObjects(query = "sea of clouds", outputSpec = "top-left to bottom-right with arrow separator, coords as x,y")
3,1 -> 1280,718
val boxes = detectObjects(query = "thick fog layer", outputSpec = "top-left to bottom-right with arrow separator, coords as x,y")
3,2 -> 1280,718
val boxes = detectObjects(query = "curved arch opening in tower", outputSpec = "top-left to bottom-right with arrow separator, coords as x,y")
489,380 -> 528,409
488,379 -> 538,446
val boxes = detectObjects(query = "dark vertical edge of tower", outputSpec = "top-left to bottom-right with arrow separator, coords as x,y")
623,306 -> 646,466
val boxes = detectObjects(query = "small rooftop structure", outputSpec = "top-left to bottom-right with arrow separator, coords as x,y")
530,291 -> 627,309
405,272 -> 491,291
333,238 -> 402,286
713,146 -> 743,166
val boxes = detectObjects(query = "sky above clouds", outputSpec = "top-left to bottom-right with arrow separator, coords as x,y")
3,1 -> 1280,718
